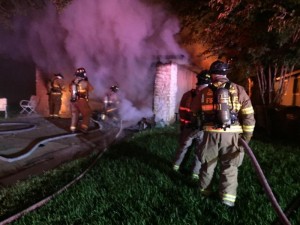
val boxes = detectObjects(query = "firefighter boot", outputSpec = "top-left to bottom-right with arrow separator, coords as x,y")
79,124 -> 89,134
173,165 -> 179,172
222,200 -> 235,207
192,173 -> 199,180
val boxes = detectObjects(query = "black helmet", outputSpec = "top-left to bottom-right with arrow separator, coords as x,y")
75,67 -> 87,78
54,73 -> 64,79
110,85 -> 119,93
196,70 -> 211,85
209,60 -> 229,75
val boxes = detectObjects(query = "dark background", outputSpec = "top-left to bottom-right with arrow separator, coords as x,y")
0,57 -> 35,110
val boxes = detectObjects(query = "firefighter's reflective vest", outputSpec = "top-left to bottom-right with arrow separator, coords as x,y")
197,80 -> 255,135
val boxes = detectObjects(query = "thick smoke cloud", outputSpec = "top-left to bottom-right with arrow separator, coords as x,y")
0,0 -> 187,121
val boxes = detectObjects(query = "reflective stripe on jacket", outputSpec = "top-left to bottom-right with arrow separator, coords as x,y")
179,89 -> 196,126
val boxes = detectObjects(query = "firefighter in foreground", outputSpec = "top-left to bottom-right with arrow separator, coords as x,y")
172,70 -> 211,180
196,60 -> 255,207
47,73 -> 65,118
102,85 -> 120,122
69,67 -> 94,133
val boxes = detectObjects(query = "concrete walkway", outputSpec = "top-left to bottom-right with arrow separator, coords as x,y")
0,114 -> 121,186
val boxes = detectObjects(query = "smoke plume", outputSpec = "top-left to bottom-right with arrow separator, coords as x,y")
0,0 -> 187,121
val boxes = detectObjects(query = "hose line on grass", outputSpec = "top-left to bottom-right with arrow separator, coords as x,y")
238,138 -> 291,225
272,194 -> 300,225
0,150 -> 106,225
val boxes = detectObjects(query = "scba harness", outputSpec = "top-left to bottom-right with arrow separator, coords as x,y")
70,79 -> 89,102
210,82 -> 237,130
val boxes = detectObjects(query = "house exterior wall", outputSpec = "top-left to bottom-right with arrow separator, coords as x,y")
153,62 -> 177,125
176,65 -> 197,110
153,62 -> 195,125
35,68 -> 48,116
274,70 -> 300,107
35,63 -> 196,123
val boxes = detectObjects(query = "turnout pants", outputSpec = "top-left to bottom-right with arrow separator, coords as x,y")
49,93 -> 62,116
70,98 -> 92,131
197,132 -> 244,202
173,127 -> 203,175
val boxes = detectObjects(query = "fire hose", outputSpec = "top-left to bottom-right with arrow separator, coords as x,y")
0,122 -> 36,134
0,120 -> 123,225
238,138 -> 291,225
0,132 -> 81,162
0,117 -> 109,162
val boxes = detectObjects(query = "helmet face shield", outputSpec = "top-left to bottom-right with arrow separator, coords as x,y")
75,67 -> 87,78
209,60 -> 229,75
110,85 -> 119,92
196,70 -> 211,85
76,68 -> 85,73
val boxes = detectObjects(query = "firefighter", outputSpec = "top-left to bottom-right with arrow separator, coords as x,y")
47,73 -> 65,118
196,60 -> 255,207
69,67 -> 94,133
172,70 -> 211,180
103,85 -> 120,122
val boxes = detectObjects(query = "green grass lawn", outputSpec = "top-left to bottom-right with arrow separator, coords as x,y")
0,125 -> 299,225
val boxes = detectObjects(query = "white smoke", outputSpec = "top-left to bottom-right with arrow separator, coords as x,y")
0,0 -> 187,121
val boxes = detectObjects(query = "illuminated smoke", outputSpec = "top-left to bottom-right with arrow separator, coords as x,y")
0,0 -> 187,121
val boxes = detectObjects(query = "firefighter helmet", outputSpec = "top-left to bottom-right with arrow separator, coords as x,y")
75,67 -> 87,78
54,73 -> 64,79
209,60 -> 229,75
110,85 -> 119,93
196,70 -> 211,85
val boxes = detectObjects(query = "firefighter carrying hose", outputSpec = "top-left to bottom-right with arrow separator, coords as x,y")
47,73 -> 65,118
196,60 -> 255,207
172,70 -> 211,180
69,67 -> 94,133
